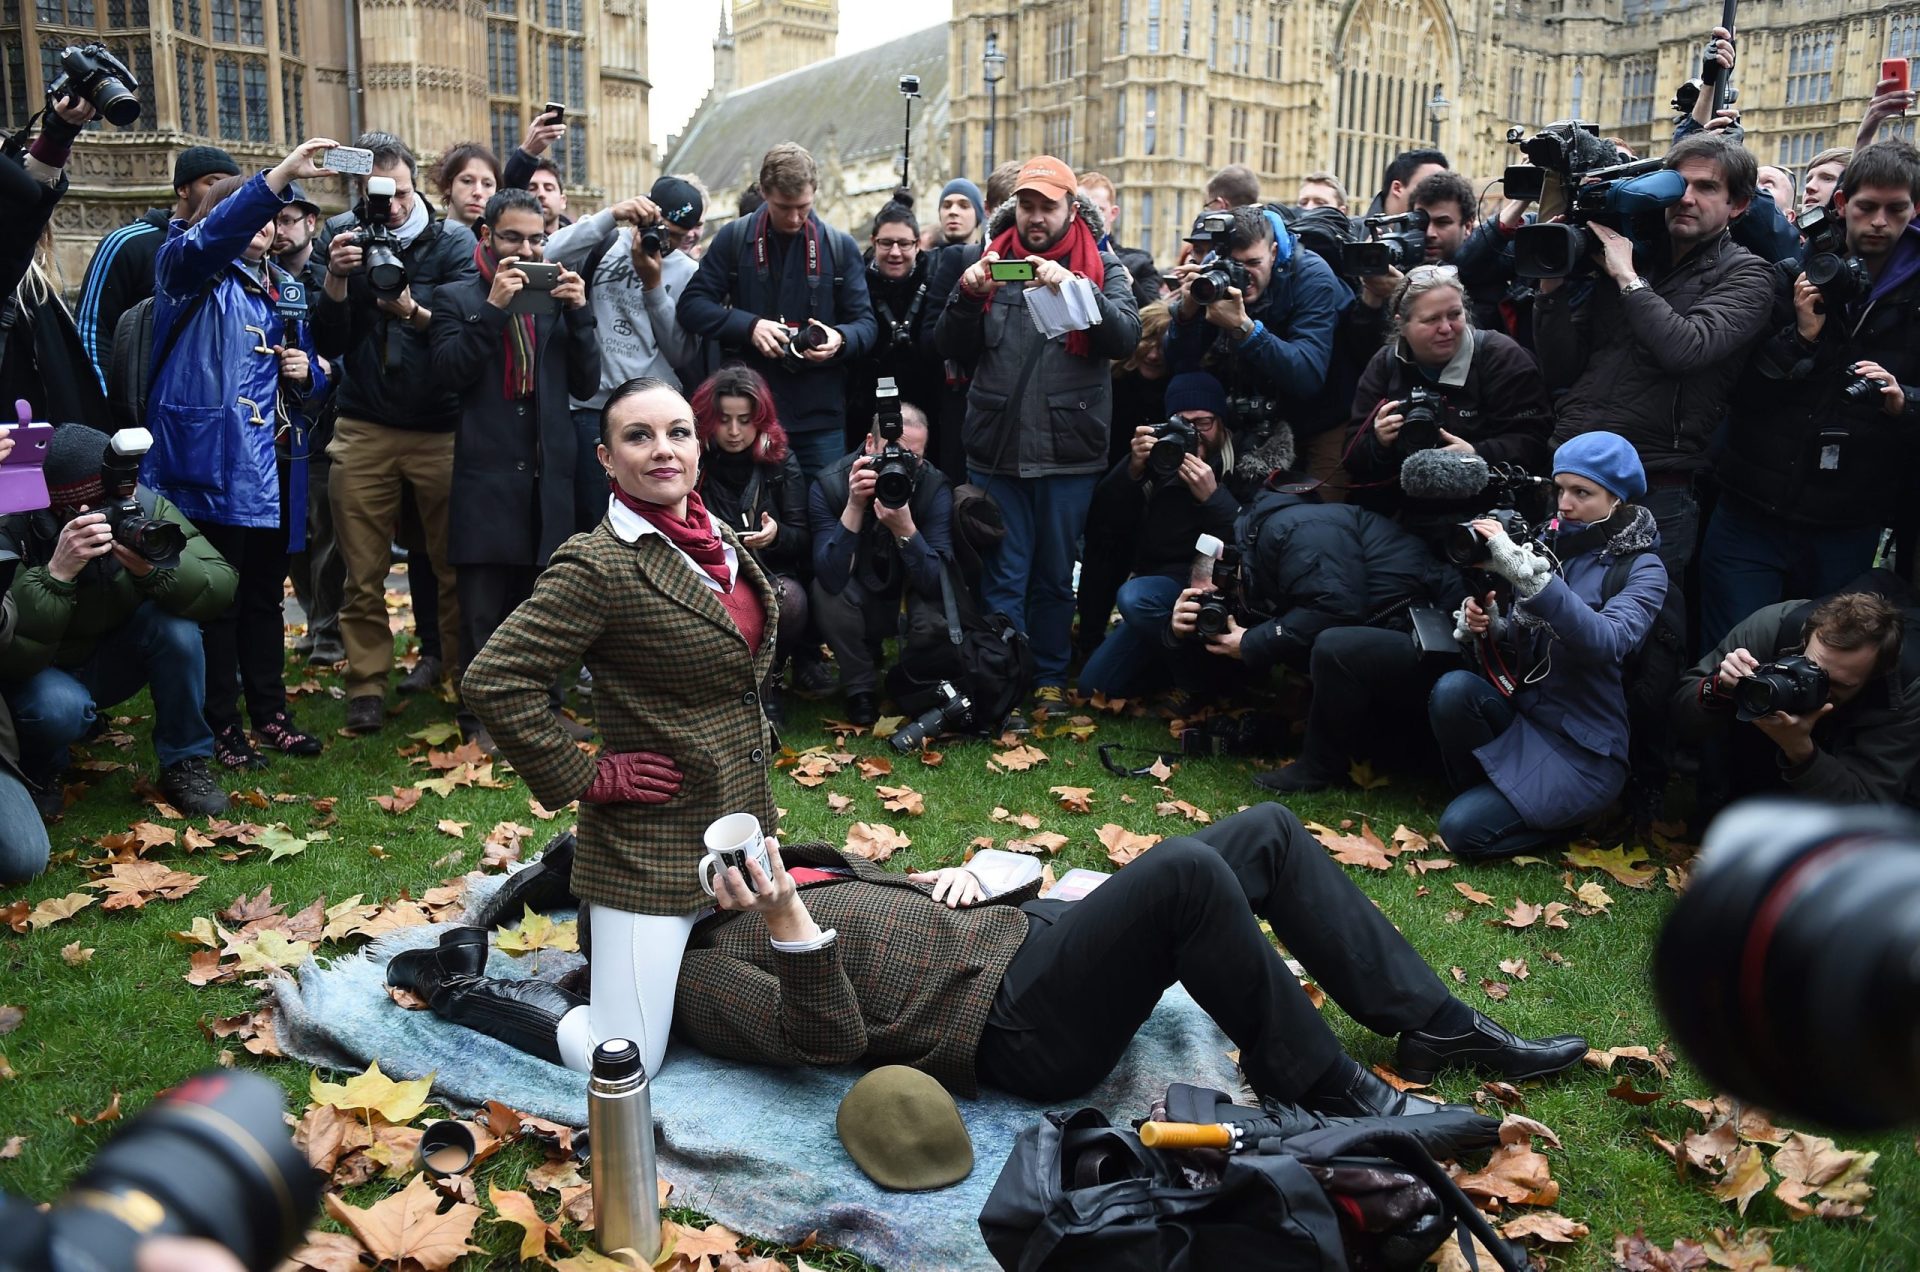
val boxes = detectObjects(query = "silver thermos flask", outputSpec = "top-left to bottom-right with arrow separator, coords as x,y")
587,1037 -> 662,1262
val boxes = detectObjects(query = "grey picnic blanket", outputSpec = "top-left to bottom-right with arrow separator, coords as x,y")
271,873 -> 1242,1272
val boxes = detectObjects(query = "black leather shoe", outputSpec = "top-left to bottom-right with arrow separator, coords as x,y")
386,926 -> 490,997
470,832 -> 578,929
845,691 -> 879,727
1395,1011 -> 1589,1085
1301,1062 -> 1466,1120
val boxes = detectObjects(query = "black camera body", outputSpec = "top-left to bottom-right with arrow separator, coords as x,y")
638,225 -> 665,256
866,376 -> 920,509
98,429 -> 186,569
1444,506 -> 1531,567
1193,590 -> 1234,637
1503,121 -> 1682,279
1733,652 -> 1830,721
1224,392 -> 1278,431
1396,384 -> 1446,453
782,320 -> 831,369
1191,258 -> 1251,305
353,175 -> 409,299
1341,209 -> 1430,277
1805,247 -> 1871,312
1146,414 -> 1199,482
889,679 -> 976,752
1843,364 -> 1890,404
50,42 -> 141,127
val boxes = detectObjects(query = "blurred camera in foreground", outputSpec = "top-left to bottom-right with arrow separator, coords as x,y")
1655,799 -> 1920,1132
0,1070 -> 320,1271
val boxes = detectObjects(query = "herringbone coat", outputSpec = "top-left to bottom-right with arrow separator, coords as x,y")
673,842 -> 1041,1098
463,518 -> 779,915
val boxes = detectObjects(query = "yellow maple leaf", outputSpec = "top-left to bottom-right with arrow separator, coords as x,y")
229,929 -> 313,977
1563,842 -> 1658,889
310,1059 -> 435,1125
494,907 -> 580,956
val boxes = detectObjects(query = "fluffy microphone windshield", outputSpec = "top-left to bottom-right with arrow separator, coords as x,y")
1400,448 -> 1492,500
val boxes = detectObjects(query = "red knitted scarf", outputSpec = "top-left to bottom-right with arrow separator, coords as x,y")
473,244 -> 537,399
610,485 -> 765,652
983,214 -> 1105,356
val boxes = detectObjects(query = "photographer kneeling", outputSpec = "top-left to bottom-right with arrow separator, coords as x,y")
1677,591 -> 1919,807
1427,433 -> 1668,859
1078,373 -> 1241,699
1343,265 -> 1553,554
0,425 -> 237,821
807,398 -> 952,727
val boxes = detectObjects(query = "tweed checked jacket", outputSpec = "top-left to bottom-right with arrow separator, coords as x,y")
463,518 -> 779,916
674,842 -> 1041,1098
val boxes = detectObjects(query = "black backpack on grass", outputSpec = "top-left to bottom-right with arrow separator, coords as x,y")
885,559 -> 1033,737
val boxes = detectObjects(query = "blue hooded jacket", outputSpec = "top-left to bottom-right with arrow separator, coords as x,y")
143,171 -> 327,530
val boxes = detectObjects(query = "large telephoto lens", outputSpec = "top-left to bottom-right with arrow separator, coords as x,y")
1654,799 -> 1920,1131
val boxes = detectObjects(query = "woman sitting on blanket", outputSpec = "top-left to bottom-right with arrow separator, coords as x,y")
414,376 -> 782,1076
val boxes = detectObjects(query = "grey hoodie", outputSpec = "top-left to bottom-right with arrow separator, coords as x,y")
546,208 -> 698,406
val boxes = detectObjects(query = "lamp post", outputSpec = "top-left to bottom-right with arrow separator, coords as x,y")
983,31 -> 1007,176
1427,85 -> 1451,148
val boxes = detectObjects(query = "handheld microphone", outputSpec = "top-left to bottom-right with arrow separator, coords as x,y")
1399,448 -> 1492,501
275,277 -> 310,344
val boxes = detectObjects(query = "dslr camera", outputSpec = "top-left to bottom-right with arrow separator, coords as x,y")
0,1070 -> 320,1271
1341,209 -> 1430,277
99,429 -> 187,569
1189,545 -> 1242,638
864,376 -> 920,509
48,42 -> 141,127
1502,121 -> 1685,279
889,679 -> 977,752
1225,392 -> 1278,431
1732,652 -> 1829,721
1444,506 -> 1531,567
1184,211 -> 1252,304
1843,362 -> 1892,405
1395,384 -> 1446,453
1798,204 -> 1871,313
1145,414 -> 1199,482
351,175 -> 409,299
782,320 -> 832,369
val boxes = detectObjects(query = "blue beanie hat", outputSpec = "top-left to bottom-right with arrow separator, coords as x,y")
1164,372 -> 1229,420
939,178 -> 985,228
1552,431 -> 1646,502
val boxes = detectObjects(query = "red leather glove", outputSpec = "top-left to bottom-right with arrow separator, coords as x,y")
580,751 -> 683,805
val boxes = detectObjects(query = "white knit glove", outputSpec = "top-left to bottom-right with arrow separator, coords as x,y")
1482,529 -> 1553,600
1453,597 -> 1507,644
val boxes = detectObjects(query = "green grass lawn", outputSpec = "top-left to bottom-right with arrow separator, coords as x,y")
1,629 -> 1915,1270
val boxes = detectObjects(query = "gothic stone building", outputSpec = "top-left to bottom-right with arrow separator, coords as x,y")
2,0 -> 652,283
945,0 -> 1920,265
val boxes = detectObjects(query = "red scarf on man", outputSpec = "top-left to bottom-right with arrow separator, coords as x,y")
609,484 -> 764,652
473,243 -> 538,399
983,214 -> 1105,356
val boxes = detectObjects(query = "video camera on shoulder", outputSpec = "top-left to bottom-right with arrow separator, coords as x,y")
1798,204 -> 1871,315
864,376 -> 921,509
1184,211 -> 1251,304
1502,121 -> 1685,279
351,175 -> 409,299
1341,209 -> 1429,277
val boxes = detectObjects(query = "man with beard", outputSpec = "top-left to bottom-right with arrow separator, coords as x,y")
935,155 -> 1141,706
845,201 -> 943,452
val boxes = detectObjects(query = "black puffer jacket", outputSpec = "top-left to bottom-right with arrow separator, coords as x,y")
313,197 -> 478,432
1232,489 -> 1462,673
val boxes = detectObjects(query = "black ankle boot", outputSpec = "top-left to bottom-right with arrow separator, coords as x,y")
471,831 -> 578,929
386,926 -> 586,1065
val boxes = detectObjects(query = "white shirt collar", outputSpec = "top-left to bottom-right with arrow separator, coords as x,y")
607,496 -> 739,592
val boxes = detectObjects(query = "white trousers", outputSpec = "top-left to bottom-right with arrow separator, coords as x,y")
554,906 -> 698,1078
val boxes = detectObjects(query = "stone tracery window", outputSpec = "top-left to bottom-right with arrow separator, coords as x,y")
1334,0 -> 1453,203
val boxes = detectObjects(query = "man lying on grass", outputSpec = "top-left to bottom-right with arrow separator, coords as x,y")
390,802 -> 1588,1131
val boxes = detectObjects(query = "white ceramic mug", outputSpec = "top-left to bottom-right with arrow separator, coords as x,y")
698,812 -> 772,897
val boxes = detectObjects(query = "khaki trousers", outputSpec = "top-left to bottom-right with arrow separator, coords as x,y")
326,415 -> 461,701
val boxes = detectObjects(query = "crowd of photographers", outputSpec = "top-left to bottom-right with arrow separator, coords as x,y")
3,19 -> 1920,890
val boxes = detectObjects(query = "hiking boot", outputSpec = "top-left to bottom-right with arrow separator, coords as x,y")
344,695 -> 385,735
254,710 -> 322,757
398,654 -> 444,695
159,756 -> 229,817
790,655 -> 837,699
213,723 -> 268,771
1028,684 -> 1066,718
307,634 -> 346,666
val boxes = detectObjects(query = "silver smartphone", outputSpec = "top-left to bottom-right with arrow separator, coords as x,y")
318,146 -> 375,176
